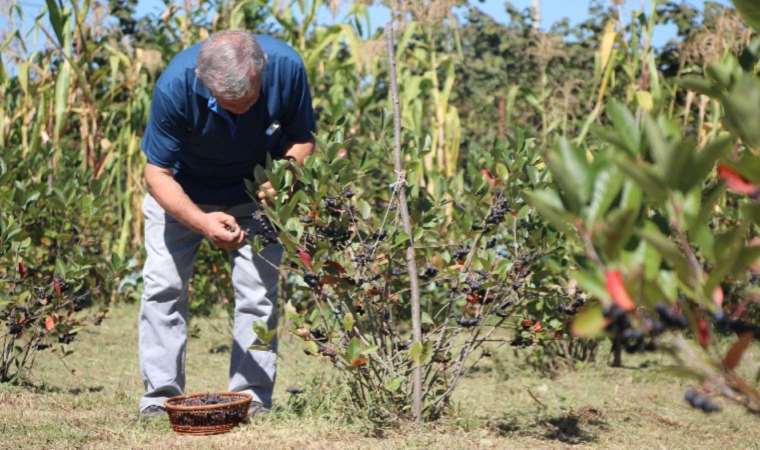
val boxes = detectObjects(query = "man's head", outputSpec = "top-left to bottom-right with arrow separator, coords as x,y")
196,31 -> 267,115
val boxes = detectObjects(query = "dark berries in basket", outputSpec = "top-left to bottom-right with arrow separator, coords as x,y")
251,210 -> 279,245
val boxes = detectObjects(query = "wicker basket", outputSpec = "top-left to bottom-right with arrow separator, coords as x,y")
165,392 -> 252,435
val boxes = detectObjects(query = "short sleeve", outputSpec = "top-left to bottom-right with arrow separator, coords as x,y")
141,88 -> 188,168
281,62 -> 316,143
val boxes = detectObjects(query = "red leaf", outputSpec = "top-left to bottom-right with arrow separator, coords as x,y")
606,271 -> 636,312
53,278 -> 62,297
324,260 -> 347,274
297,248 -> 313,271
531,320 -> 543,333
697,317 -> 710,348
717,164 -> 758,195
521,319 -> 534,330
466,293 -> 481,304
350,356 -> 369,367
723,332 -> 754,370
321,275 -> 340,285
17,261 -> 27,278
480,168 -> 498,187
44,315 -> 56,332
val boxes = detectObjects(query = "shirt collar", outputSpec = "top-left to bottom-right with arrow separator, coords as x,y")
193,75 -> 238,135
191,73 -> 212,99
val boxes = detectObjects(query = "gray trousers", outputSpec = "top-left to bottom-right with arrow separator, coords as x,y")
138,193 -> 282,411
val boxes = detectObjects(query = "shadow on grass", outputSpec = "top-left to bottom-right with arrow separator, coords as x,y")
20,380 -> 104,395
491,406 -> 607,445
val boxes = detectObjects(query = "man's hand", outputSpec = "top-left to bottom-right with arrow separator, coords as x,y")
203,212 -> 246,251
257,181 -> 276,207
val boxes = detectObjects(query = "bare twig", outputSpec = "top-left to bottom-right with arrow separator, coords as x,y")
386,15 -> 423,422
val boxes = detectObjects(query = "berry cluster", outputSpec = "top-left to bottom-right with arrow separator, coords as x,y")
303,273 -> 320,288
604,305 -> 657,354
420,266 -> 438,280
484,191 -> 509,229
457,317 -> 479,328
182,394 -> 225,406
452,245 -> 469,263
556,295 -> 586,316
251,210 -> 278,245
684,388 -> 721,413
510,334 -> 533,348
713,311 -> 760,337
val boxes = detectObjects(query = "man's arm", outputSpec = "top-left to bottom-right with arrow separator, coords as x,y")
145,163 -> 245,250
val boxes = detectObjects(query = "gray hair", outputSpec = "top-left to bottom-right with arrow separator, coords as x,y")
196,31 -> 267,100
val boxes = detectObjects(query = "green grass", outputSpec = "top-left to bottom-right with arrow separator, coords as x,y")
2,302 -> 759,449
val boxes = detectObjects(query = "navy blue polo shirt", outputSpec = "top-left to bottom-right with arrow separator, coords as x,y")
141,34 -> 315,205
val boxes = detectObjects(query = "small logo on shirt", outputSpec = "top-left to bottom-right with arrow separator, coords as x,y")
265,121 -> 281,136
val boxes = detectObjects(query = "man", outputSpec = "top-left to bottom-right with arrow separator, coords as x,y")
138,31 -> 315,417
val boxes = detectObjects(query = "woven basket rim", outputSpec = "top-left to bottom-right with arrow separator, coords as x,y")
165,391 -> 252,412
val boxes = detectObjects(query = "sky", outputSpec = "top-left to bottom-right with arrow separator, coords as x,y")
3,0 -> 736,55
131,0 -> 732,48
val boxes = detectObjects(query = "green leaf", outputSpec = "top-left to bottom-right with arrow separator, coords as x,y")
593,208 -> 637,261
684,136 -> 733,191
638,223 -> 692,285
571,304 -> 606,337
408,340 -> 433,367
524,189 -> 577,237
45,0 -> 65,46
384,377 -> 403,392
357,199 -> 371,220
571,269 -> 610,301
586,167 -> 624,226
304,340 -> 319,355
606,100 -> 640,155
343,312 -> 354,332
734,0 -> 760,33
545,138 -> 590,212
610,154 -> 667,203
678,76 -> 720,97
251,320 -> 277,350
642,115 -> 672,170
741,202 -> 760,225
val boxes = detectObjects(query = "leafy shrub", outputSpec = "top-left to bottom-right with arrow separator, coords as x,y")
0,146 -> 125,382
528,37 -> 760,413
